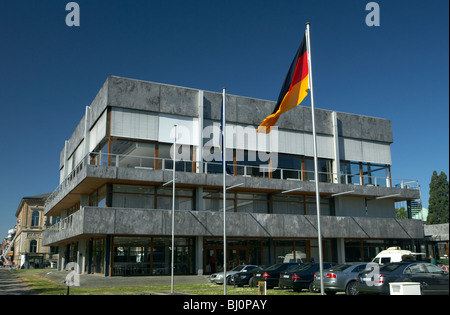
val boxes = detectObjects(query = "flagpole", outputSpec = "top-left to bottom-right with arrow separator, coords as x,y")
306,22 -> 324,295
171,124 -> 177,294
222,87 -> 227,295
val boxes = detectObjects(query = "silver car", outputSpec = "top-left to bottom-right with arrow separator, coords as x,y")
313,262 -> 369,295
210,265 -> 259,284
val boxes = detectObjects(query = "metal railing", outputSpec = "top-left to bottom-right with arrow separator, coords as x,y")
45,151 -> 420,207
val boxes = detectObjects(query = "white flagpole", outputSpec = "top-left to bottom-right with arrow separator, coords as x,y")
306,22 -> 324,295
171,124 -> 177,294
222,87 -> 227,295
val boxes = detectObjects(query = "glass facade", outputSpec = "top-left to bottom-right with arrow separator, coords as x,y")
112,236 -> 194,276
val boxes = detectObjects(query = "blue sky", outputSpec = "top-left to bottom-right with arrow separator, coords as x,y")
0,0 -> 448,235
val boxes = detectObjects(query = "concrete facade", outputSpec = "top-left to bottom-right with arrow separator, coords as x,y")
43,76 -> 423,276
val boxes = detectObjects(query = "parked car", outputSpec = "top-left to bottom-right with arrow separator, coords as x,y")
253,263 -> 301,289
210,265 -> 259,284
313,262 -> 368,295
357,261 -> 449,295
230,266 -> 265,287
279,262 -> 335,293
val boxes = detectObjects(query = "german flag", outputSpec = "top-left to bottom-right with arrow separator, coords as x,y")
258,35 -> 309,133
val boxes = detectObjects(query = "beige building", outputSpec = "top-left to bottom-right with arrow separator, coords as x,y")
14,193 -> 58,268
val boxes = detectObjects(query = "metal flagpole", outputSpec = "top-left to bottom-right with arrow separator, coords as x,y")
305,22 -> 324,295
171,124 -> 177,294
222,88 -> 227,295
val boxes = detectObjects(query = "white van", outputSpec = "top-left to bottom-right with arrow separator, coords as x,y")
281,251 -> 306,263
372,247 -> 425,265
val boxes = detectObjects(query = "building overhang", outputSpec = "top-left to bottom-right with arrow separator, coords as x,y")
42,207 -> 425,246
44,164 -> 421,217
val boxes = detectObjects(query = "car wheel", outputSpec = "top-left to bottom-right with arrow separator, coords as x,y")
249,277 -> 256,287
345,281 -> 359,295
309,281 -> 320,293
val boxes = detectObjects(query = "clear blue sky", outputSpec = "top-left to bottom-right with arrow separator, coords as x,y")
0,0 -> 448,235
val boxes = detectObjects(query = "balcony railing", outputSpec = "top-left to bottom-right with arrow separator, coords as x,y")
44,151 -> 420,207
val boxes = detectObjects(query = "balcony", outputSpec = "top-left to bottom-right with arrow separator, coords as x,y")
42,206 -> 425,246
44,152 -> 421,214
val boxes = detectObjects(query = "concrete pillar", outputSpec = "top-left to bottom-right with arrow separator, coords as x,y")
104,235 -> 111,276
58,244 -> 66,271
196,236 -> 204,276
77,239 -> 86,274
336,238 -> 346,264
196,90 -> 204,173
331,111 -> 341,184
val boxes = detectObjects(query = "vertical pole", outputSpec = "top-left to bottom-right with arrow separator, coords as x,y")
306,22 -> 324,295
171,125 -> 177,294
222,88 -> 227,295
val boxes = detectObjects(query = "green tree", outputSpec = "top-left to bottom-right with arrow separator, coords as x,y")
426,171 -> 449,224
395,206 -> 407,219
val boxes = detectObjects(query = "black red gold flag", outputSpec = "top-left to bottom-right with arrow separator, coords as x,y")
258,35 -> 309,133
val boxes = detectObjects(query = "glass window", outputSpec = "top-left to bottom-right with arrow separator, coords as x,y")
203,190 -> 235,212
29,240 -> 37,253
404,264 -> 427,274
31,211 -> 40,227
236,193 -> 269,214
425,264 -> 444,274
304,158 -> 315,181
318,159 -> 332,183
111,140 -> 155,168
156,188 -> 194,210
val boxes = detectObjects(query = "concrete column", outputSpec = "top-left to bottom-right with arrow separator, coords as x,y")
77,239 -> 86,274
80,194 -> 89,208
58,244 -> 66,271
196,90 -> 204,173
336,238 -> 346,264
196,236 -> 204,276
331,111 -> 341,184
104,235 -> 111,276
83,106 -> 91,157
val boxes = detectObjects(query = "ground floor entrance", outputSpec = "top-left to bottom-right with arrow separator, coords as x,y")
63,235 -> 419,276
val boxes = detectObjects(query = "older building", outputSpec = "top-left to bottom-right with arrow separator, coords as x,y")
43,76 -> 423,276
14,193 -> 58,268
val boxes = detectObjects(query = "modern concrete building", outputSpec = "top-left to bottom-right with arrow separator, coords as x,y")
43,76 -> 423,276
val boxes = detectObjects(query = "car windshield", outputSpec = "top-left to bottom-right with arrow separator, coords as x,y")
265,264 -> 283,271
230,265 -> 246,272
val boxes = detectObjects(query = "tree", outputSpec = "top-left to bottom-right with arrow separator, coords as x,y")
427,171 -> 449,224
395,206 -> 407,219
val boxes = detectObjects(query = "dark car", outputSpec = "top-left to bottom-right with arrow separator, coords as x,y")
209,265 -> 259,284
357,261 -> 449,295
279,262 -> 335,292
230,266 -> 265,287
253,263 -> 301,289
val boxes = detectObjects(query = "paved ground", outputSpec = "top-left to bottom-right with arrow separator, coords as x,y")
40,270 -> 211,288
0,267 -> 211,295
0,268 -> 35,295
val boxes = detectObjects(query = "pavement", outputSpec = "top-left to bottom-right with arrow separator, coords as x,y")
0,268 -> 35,295
0,267 -> 211,295
41,270 -> 211,288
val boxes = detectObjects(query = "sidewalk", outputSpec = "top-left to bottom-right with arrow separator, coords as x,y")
0,268 -> 34,295
40,270 -> 211,288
